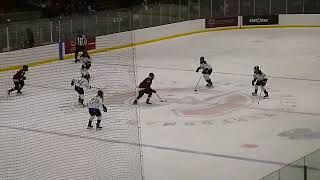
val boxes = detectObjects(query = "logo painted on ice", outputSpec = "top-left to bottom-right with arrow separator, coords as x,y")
172,90 -> 251,118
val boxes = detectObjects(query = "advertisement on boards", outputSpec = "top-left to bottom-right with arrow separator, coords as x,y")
242,15 -> 279,25
205,17 -> 238,28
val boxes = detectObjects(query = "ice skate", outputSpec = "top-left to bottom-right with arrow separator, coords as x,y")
133,99 -> 138,105
87,121 -> 93,129
206,83 -> 213,88
146,99 -> 152,105
252,89 -> 258,96
96,121 -> 102,129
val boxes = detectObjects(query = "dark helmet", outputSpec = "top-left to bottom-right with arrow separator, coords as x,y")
200,56 -> 205,63
22,65 -> 28,71
97,90 -> 104,98
83,74 -> 90,80
149,73 -> 154,78
83,51 -> 90,58
254,66 -> 259,71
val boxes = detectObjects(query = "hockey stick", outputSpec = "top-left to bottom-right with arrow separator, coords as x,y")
258,88 -> 262,104
194,76 -> 202,92
91,86 -> 101,89
155,93 -> 164,102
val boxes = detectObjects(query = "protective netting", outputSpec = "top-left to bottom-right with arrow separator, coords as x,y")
0,29 -> 143,180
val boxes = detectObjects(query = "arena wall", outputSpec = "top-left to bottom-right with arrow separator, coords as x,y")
0,44 -> 59,71
279,14 -> 320,26
1,14 -> 320,71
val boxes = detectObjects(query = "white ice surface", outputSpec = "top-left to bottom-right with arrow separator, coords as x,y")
135,28 -> 320,180
0,28 -> 320,180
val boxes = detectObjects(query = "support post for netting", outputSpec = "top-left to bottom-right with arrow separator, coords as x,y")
106,16 -> 109,34
59,41 -> 64,60
179,0 -> 181,21
211,0 -> 213,17
159,3 -> 162,25
150,7 -> 153,26
50,21 -> 53,43
83,16 -> 86,34
95,15 -> 98,36
70,19 -> 73,36
139,8 -> 142,29
269,0 -> 272,15
238,0 -> 241,15
118,11 -> 121,33
169,5 -> 172,23
198,0 -> 201,18
188,0 -> 190,20
285,0 -> 288,14
129,10 -> 132,31
58,20 -> 61,42
223,0 -> 226,16
6,26 -> 10,50
253,0 -> 256,15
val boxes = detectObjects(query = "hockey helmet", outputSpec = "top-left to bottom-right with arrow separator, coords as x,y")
254,66 -> 259,71
200,57 -> 205,64
83,74 -> 90,81
22,65 -> 28,71
149,72 -> 155,78
97,90 -> 104,98
83,51 -> 90,58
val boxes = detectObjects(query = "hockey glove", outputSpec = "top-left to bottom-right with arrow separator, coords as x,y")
262,78 -> 268,86
196,67 -> 201,73
202,69 -> 208,74
152,89 -> 156,93
71,79 -> 75,86
22,76 -> 26,80
252,80 -> 255,86
103,105 -> 107,112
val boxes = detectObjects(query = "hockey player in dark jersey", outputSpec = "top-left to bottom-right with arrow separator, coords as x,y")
252,66 -> 269,98
133,73 -> 156,105
8,65 -> 28,95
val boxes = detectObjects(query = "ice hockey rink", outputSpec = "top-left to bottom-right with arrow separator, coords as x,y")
1,27 -> 320,180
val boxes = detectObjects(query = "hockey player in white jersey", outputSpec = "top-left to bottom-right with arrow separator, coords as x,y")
196,57 -> 213,87
87,90 -> 107,129
71,74 -> 91,105
80,51 -> 92,80
252,66 -> 269,98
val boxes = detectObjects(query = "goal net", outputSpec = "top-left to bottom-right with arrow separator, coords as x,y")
0,14 -> 143,180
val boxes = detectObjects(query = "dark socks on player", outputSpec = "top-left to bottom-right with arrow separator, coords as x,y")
252,89 -> 258,96
264,90 -> 269,98
87,121 -> 93,128
206,80 -> 213,87
146,98 -> 151,104
8,88 -> 14,94
78,97 -> 84,105
96,120 -> 102,129
133,99 -> 138,105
